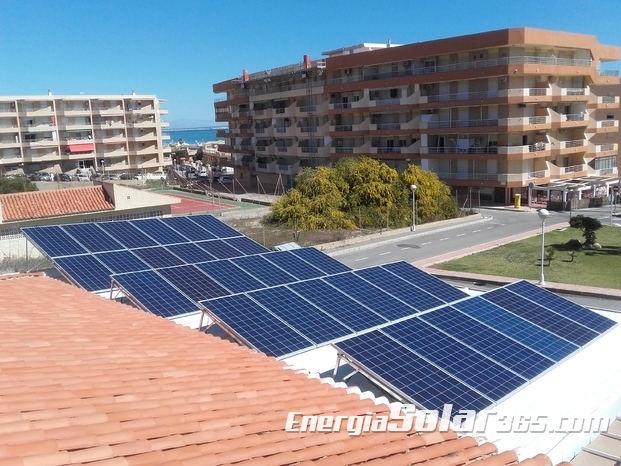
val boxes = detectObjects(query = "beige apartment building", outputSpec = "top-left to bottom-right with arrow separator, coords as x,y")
0,92 -> 171,177
213,28 -> 621,204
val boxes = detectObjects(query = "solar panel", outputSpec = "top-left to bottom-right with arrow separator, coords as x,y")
112,270 -> 198,318
263,251 -> 325,281
55,255 -> 113,292
22,225 -> 88,258
165,242 -> 217,263
323,272 -> 419,321
334,331 -> 493,413
355,267 -> 445,311
159,216 -> 218,241
381,261 -> 469,303
288,279 -> 388,331
61,223 -> 125,253
156,265 -> 230,301
230,255 -> 297,287
382,318 -> 527,401
194,239 -> 247,259
202,294 -> 314,358
248,287 -> 353,344
290,247 -> 352,274
482,288 -> 599,346
131,218 -> 189,245
132,246 -> 186,269
96,221 -> 158,249
195,260 -> 265,294
93,250 -> 150,274
505,281 -> 617,334
420,306 -> 555,380
186,214 -> 242,238
225,236 -> 269,255
453,297 -> 578,362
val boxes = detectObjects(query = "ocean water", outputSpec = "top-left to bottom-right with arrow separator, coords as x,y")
165,129 -> 220,145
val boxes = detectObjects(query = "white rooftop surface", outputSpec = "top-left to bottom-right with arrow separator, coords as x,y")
284,305 -> 621,466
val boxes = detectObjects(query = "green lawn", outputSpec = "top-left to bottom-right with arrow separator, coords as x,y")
436,225 -> 621,289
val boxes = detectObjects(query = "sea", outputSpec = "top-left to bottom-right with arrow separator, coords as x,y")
164,128 -> 221,145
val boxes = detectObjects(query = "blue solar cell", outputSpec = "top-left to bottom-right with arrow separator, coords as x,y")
249,287 -> 353,344
22,226 -> 89,258
61,223 -> 125,253
195,260 -> 265,294
157,265 -> 230,301
165,243 -> 217,263
263,251 -> 325,281
113,270 -> 199,318
159,216 -> 218,241
93,250 -> 150,274
202,294 -> 313,358
96,221 -> 159,248
420,307 -> 555,380
290,248 -> 351,274
231,255 -> 297,287
225,236 -> 269,255
323,273 -> 418,321
194,239 -> 246,259
355,267 -> 445,311
335,331 -> 492,413
505,281 -> 617,334
453,297 -> 578,362
383,318 -> 527,401
132,246 -> 185,268
186,214 -> 242,238
130,218 -> 190,245
482,288 -> 599,347
288,279 -> 387,331
55,255 -> 113,291
381,261 -> 469,303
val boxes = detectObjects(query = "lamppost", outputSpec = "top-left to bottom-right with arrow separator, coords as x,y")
410,184 -> 417,231
538,208 -> 550,286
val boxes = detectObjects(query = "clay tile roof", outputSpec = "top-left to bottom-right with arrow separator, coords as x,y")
0,275 -> 566,465
0,186 -> 114,222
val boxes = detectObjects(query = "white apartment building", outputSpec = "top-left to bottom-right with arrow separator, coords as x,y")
0,92 -> 171,176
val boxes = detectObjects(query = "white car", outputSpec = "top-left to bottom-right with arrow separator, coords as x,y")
219,176 -> 232,184
77,174 -> 90,182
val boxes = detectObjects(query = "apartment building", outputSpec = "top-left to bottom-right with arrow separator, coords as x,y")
0,92 -> 171,177
213,28 -> 621,203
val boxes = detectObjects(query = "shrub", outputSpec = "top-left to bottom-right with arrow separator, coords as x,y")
565,239 -> 582,251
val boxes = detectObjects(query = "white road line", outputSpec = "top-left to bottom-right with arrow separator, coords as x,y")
355,257 -> 368,261
421,242 -> 431,245
473,230 -> 481,233
456,233 -> 466,237
379,251 -> 391,256
439,238 -> 449,241
487,226 -> 494,229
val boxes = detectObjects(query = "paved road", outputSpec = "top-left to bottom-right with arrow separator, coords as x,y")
336,206 -> 621,312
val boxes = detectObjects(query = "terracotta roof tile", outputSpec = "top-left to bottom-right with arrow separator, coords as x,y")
0,186 -> 114,222
0,275 -> 564,465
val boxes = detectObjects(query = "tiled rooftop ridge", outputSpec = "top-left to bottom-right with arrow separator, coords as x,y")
0,274 -> 565,465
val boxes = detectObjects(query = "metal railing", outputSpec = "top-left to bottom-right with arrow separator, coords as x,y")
427,146 -> 498,154
373,98 -> 400,106
427,119 -> 499,128
332,102 -> 352,109
565,88 -> 586,95
376,123 -> 401,130
600,120 -> 616,127
597,143 -> 615,151
376,147 -> 401,154
299,105 -> 316,112
561,139 -> 585,148
564,113 -> 586,121
601,96 -> 616,103
599,70 -> 619,76
529,116 -> 547,124
528,88 -> 548,96
427,90 -> 499,102
528,170 -> 546,179
298,126 -> 317,133
563,164 -> 585,173
333,125 -> 353,131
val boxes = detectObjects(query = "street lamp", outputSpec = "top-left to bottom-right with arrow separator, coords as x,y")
538,208 -> 550,286
410,184 -> 417,231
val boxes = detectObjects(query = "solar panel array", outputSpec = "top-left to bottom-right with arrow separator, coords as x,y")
200,261 -> 469,358
334,280 -> 616,413
21,214 -> 268,293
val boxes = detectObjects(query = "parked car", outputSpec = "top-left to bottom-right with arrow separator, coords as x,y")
58,173 -> 71,182
76,173 -> 91,182
219,176 -> 232,184
119,173 -> 139,180
101,174 -> 120,180
28,173 -> 41,181
39,172 -> 52,181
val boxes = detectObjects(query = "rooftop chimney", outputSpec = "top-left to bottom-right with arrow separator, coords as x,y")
132,90 -> 136,95
47,89 -> 52,96
387,39 -> 391,47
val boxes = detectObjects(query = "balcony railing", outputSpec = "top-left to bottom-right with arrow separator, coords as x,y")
564,113 -> 586,122
327,56 -> 592,86
528,170 -> 547,179
564,88 -> 586,96
599,70 -> 619,76
427,119 -> 499,129
375,123 -> 401,130
333,102 -> 352,109
599,120 -> 618,128
596,143 -> 616,152
372,98 -> 400,106
333,125 -> 353,131
563,164 -> 585,173
561,139 -> 585,149
529,116 -> 547,124
375,147 -> 401,154
426,146 -> 498,154
427,90 -> 500,102
298,126 -> 317,133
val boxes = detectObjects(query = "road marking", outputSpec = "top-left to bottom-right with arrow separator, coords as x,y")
439,237 -> 449,241
456,233 -> 466,237
487,226 -> 494,229
379,251 -> 391,256
473,230 -> 481,233
355,257 -> 368,261
421,242 -> 431,245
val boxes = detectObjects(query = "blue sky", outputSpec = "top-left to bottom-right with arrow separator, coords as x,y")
2,0 -> 620,126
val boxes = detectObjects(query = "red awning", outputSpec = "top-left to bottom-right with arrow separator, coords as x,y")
67,143 -> 94,153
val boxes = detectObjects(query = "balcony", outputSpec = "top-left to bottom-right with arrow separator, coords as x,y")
98,135 -> 127,144
127,120 -> 157,128
276,161 -> 300,175
26,138 -> 59,148
255,159 -> 277,173
330,120 -> 370,133
0,124 -> 19,133
95,107 -> 124,115
425,118 -> 500,129
594,143 -> 618,153
562,164 -> 587,174
253,108 -> 273,119
95,121 -> 125,129
21,107 -> 55,117
556,139 -> 586,153
300,146 -> 330,158
127,133 -> 157,142
422,142 -> 551,156
0,140 -> 21,148
274,125 -> 295,137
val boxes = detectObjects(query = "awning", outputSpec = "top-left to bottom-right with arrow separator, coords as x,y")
67,143 -> 94,153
